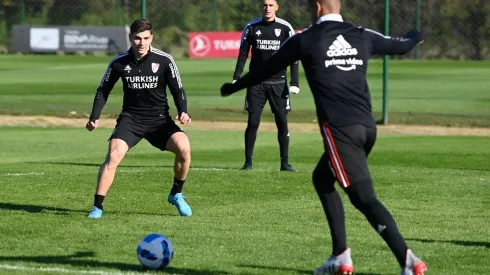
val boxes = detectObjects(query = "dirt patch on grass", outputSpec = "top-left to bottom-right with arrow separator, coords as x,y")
1,115 -> 489,136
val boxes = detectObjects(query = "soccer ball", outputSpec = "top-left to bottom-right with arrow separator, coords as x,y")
136,233 -> 174,269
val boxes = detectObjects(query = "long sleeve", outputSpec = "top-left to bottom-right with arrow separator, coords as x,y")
365,28 -> 421,55
90,61 -> 119,121
290,61 -> 299,87
165,56 -> 187,114
287,30 -> 300,87
233,35 -> 302,92
233,25 -> 252,80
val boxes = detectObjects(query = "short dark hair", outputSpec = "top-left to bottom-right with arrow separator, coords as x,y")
130,18 -> 152,35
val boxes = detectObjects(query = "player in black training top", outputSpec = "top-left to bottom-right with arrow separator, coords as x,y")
232,0 -> 299,172
222,1 -> 428,274
85,19 -> 192,219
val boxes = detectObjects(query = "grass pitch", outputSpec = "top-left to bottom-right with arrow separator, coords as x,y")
0,55 -> 489,126
0,126 -> 489,274
0,52 -> 489,274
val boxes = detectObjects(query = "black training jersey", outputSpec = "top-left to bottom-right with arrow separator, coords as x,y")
231,18 -> 420,128
233,17 -> 299,86
90,46 -> 187,121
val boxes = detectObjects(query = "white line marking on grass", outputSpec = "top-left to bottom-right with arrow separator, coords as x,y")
0,264 -> 142,275
1,172 -> 45,176
49,64 -> 106,70
191,167 -> 227,171
1,167 -> 309,177
190,167 -> 309,172
115,167 -> 230,172
118,169 -> 144,173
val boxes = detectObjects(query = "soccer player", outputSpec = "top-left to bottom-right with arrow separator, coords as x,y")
232,0 -> 300,172
221,0 -> 428,274
85,19 -> 192,218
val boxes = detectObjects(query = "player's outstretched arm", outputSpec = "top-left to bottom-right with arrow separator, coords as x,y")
289,60 -> 300,94
87,59 -> 120,131
283,24 -> 300,94
366,28 -> 423,56
165,56 -> 191,125
222,34 -> 302,97
288,30 -> 300,94
232,25 -> 252,82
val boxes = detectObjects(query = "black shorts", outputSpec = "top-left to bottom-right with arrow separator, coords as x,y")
244,82 -> 291,114
110,113 -> 184,151
320,123 -> 377,188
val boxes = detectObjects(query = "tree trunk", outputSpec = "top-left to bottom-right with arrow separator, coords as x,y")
469,0 -> 485,60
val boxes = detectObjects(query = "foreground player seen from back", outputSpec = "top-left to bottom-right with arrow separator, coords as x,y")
85,18 -> 192,218
221,0 -> 427,274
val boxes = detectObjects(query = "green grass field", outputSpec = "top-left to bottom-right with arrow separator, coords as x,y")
0,54 -> 489,274
0,55 -> 489,126
0,126 -> 489,275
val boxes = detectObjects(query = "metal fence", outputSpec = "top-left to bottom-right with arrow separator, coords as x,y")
1,0 -> 489,59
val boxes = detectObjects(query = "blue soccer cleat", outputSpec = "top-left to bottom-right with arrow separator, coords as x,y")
88,206 -> 103,219
167,193 -> 192,216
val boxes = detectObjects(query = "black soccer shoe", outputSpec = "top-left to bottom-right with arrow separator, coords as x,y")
280,163 -> 296,172
241,163 -> 252,170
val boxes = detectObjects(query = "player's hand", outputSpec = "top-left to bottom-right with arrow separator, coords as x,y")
221,83 -> 235,97
175,112 -> 191,124
86,119 -> 99,131
289,86 -> 300,94
405,31 -> 423,43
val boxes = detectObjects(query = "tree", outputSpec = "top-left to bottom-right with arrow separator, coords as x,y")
47,0 -> 88,25
441,0 -> 490,60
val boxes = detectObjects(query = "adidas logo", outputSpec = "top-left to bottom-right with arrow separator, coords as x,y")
324,34 -> 364,71
327,35 -> 358,57
124,65 -> 131,72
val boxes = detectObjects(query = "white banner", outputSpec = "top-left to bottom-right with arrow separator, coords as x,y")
29,28 -> 60,51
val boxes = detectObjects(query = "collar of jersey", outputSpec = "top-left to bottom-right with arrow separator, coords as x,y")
316,14 -> 343,24
128,46 -> 152,62
261,16 -> 276,24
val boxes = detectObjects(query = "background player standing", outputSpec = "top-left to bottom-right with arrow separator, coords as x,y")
85,19 -> 192,218
232,0 -> 300,172
222,0 -> 428,274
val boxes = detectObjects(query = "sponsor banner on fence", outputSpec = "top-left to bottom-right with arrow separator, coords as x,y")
13,25 -> 130,54
189,30 -> 303,59
189,32 -> 243,58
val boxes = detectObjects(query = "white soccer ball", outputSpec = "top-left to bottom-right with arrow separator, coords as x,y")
136,233 -> 174,269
